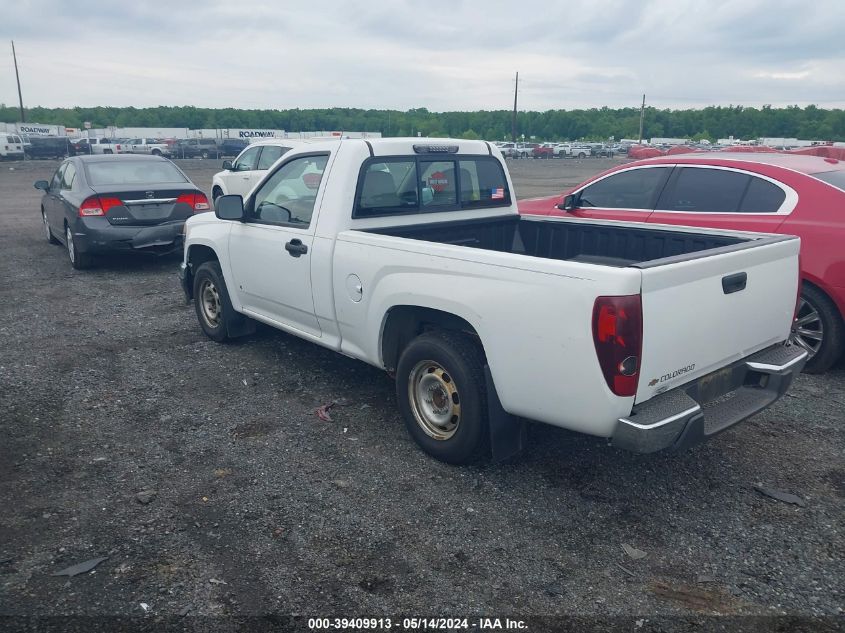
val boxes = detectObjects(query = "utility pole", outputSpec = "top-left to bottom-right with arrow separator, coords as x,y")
11,41 -> 25,123
511,71 -> 519,143
637,93 -> 646,144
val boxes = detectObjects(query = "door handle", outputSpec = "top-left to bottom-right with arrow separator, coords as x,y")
284,239 -> 308,257
722,272 -> 747,294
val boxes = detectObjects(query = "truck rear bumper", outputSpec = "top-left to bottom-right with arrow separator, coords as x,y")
612,343 -> 807,453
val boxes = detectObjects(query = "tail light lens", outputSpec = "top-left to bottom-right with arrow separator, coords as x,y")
177,192 -> 211,212
592,295 -> 643,397
79,196 -> 122,217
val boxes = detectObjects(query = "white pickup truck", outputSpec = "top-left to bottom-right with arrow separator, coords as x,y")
179,138 -> 806,464
125,138 -> 172,157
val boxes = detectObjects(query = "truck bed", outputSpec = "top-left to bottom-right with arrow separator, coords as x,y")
365,215 -> 788,268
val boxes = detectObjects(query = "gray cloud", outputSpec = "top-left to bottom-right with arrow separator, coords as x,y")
1,0 -> 843,112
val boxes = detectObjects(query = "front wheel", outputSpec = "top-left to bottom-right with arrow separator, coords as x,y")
396,331 -> 488,464
791,285 -> 844,373
193,261 -> 237,342
212,186 -> 223,201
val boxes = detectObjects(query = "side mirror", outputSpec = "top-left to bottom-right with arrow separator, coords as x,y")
556,194 -> 576,211
222,160 -> 234,170
215,194 -> 245,221
34,180 -> 50,191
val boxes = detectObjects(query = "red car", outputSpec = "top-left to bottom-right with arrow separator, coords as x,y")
519,153 -> 845,373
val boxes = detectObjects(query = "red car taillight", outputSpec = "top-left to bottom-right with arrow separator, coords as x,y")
592,295 -> 643,397
79,196 -> 122,217
177,192 -> 211,212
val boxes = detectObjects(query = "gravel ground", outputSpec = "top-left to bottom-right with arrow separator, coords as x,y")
0,156 -> 842,630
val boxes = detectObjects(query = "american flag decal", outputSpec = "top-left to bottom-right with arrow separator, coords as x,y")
491,187 -> 504,199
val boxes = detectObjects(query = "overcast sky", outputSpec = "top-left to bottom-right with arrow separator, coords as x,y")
2,0 -> 843,112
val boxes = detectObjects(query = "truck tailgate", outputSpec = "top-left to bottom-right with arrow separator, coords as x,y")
635,237 -> 800,404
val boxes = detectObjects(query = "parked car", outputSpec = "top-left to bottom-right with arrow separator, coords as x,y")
171,138 -> 222,159
181,137 -> 805,464
211,139 -> 317,200
24,136 -> 74,159
553,143 -> 591,159
532,143 -> 556,159
34,154 -> 210,269
125,138 -> 172,157
518,152 -> 845,373
1,133 -> 25,160
71,137 -> 129,155
215,138 -> 249,157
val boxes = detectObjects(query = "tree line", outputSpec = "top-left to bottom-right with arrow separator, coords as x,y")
1,104 -> 843,142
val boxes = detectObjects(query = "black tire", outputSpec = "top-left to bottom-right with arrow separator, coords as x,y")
64,224 -> 93,269
395,330 -> 488,464
152,149 -> 161,156
793,284 -> 844,374
42,209 -> 59,244
103,149 -> 113,154
201,150 -> 210,159
577,152 -> 586,159
193,261 -> 235,343
212,186 -> 223,201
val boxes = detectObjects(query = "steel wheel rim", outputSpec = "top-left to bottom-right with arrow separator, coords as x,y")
408,360 -> 461,440
199,279 -> 222,328
42,211 -> 51,240
791,297 -> 823,358
65,227 -> 75,263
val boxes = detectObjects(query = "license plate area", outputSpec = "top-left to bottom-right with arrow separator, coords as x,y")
684,363 -> 748,406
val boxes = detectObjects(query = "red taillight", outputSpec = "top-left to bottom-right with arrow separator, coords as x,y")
79,196 -> 122,217
177,192 -> 211,212
592,295 -> 643,397
115,144 -> 121,150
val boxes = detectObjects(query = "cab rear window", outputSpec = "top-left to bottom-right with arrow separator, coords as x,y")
354,156 -> 510,218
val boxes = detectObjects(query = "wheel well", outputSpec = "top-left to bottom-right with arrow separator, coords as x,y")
802,278 -> 844,321
381,306 -> 483,372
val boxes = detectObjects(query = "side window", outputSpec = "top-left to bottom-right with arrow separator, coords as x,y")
579,167 -> 669,210
61,163 -> 77,190
250,155 -> 328,227
50,164 -> 66,190
738,177 -> 786,213
233,146 -> 261,171
659,167 -> 750,213
257,145 -> 289,170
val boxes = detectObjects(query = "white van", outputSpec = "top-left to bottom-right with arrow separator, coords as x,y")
1,133 -> 25,160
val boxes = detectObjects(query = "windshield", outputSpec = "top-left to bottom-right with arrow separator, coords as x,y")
811,170 -> 845,192
85,160 -> 188,186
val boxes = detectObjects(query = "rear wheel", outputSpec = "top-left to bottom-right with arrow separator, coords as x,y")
42,209 -> 59,244
212,186 -> 223,201
103,149 -> 113,154
577,152 -> 586,159
396,331 -> 488,464
201,150 -> 210,159
792,285 -> 844,373
65,224 -> 93,269
152,149 -> 161,156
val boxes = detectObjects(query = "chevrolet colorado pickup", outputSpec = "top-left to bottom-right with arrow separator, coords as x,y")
179,138 -> 806,464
